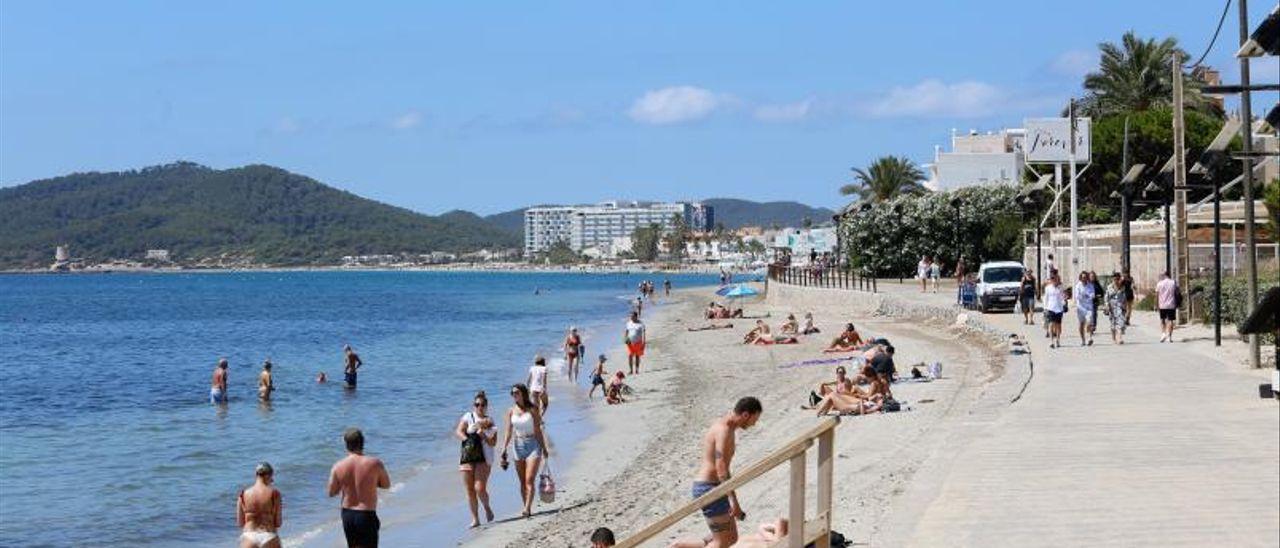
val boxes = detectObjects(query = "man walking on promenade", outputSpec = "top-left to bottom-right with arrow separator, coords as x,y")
210,358 -> 229,404
624,312 -> 646,375
1155,272 -> 1179,342
1073,272 -> 1096,346
691,397 -> 763,547
343,345 -> 363,389
328,428 -> 390,547
1043,275 -> 1066,348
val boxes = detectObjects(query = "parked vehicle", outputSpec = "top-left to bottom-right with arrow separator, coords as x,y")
975,261 -> 1026,312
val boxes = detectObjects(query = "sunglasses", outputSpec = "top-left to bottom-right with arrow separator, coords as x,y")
473,402 -> 487,407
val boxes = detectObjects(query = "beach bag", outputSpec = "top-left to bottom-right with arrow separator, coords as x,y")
808,391 -> 822,407
882,398 -> 901,413
459,413 -> 485,465
538,461 -> 557,503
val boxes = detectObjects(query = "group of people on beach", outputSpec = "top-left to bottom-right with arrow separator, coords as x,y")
1029,254 -> 1178,348
811,336 -> 897,416
741,312 -> 821,345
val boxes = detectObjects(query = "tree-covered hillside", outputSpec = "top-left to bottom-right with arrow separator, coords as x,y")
0,162 -> 520,267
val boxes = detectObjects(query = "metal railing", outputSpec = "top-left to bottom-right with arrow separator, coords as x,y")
767,264 -> 877,292
617,417 -> 839,548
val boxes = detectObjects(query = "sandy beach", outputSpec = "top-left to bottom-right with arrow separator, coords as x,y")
454,280 -> 1019,547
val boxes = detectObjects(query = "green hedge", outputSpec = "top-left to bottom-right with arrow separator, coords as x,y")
1203,274 -> 1278,344
838,185 -> 1025,277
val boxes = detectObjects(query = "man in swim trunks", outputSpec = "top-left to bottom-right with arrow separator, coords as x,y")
328,428 -> 390,548
624,312 -> 646,375
210,358 -> 229,404
692,396 -> 762,547
258,359 -> 274,401
343,345 -> 363,389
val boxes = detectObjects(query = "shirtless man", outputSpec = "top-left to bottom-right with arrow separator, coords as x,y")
211,358 -> 229,404
779,314 -> 799,336
742,320 -> 770,345
343,345 -> 363,389
328,428 -> 390,548
258,360 -> 274,401
823,324 -> 864,352
815,365 -> 854,397
236,462 -> 282,548
691,397 -> 763,547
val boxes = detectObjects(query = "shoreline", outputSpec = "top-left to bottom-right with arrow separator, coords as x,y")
1,263 -> 754,276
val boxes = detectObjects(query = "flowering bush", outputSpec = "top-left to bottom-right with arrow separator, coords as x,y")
838,185 -> 1025,277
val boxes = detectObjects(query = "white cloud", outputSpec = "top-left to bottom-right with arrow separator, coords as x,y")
390,110 -> 423,130
627,86 -> 723,125
271,117 -> 301,134
753,98 -> 814,122
1049,49 -> 1096,77
865,79 -> 1008,118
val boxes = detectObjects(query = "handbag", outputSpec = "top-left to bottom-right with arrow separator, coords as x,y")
538,460 -> 557,503
460,413 -> 486,465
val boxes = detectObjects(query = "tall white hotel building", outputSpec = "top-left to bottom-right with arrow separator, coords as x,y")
524,201 -> 713,257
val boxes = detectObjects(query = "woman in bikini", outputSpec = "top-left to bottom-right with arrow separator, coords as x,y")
779,314 -> 800,335
455,391 -> 498,527
814,385 -> 883,416
236,462 -> 282,548
563,327 -> 582,383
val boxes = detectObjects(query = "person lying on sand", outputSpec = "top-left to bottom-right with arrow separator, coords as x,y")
823,323 -> 864,352
667,517 -> 790,548
815,389 -> 883,416
779,314 -> 799,335
801,312 -> 820,335
687,323 -> 734,332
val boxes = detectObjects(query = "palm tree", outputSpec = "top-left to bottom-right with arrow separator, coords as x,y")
1078,31 -> 1218,117
840,156 -> 926,202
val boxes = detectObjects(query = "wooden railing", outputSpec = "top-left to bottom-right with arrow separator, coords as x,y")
617,417 -> 839,548
768,264 -> 876,293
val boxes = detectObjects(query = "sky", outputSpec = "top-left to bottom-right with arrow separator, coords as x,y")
1,1 -> 1277,215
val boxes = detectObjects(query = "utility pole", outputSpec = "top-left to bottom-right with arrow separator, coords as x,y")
1121,116 -> 1131,273
1171,55 -> 1190,325
1236,0 -> 1261,369
1068,99 -> 1080,279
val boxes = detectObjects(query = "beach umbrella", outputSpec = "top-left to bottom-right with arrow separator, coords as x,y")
716,284 -> 760,299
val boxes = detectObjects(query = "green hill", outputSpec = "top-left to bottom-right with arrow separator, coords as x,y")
0,162 -> 520,267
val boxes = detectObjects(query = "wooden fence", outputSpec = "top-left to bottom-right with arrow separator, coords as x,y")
616,417 -> 839,548
768,264 -> 876,293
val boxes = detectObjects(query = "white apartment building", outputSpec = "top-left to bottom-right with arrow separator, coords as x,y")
927,129 -> 1025,191
524,201 -> 713,256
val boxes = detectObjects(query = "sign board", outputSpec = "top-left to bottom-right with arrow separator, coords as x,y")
1024,117 -> 1091,163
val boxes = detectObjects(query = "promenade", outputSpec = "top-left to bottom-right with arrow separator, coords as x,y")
871,280 -> 1280,547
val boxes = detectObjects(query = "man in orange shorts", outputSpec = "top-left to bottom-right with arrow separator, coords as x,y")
624,312 -> 646,375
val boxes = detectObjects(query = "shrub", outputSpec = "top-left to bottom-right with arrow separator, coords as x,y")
1202,274 -> 1278,345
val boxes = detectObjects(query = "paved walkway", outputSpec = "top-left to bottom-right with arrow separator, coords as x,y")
875,280 -> 1279,547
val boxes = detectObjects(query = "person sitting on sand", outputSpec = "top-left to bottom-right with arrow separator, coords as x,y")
605,372 -> 626,404
668,517 -> 790,548
743,320 -> 770,344
823,323 -> 864,352
801,312 -> 820,335
816,365 -> 854,397
779,314 -> 799,335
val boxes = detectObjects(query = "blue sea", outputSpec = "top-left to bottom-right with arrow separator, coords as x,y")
0,271 -> 715,547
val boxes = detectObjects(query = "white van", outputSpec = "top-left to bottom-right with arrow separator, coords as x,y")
975,261 -> 1026,312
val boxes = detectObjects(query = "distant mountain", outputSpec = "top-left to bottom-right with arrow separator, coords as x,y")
699,198 -> 835,229
479,199 -> 835,243
0,162 -> 520,267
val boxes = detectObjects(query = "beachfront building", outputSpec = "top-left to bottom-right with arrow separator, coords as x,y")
772,226 -> 838,264
145,249 -> 171,262
524,201 -> 714,256
926,128 -> 1026,191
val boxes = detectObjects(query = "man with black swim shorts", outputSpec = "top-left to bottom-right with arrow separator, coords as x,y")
327,428 -> 390,547
691,397 -> 762,547
343,345 -> 363,389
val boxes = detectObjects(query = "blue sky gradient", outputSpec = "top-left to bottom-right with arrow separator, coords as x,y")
2,1 -> 1276,214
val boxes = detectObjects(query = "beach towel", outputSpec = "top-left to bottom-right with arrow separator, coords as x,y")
778,356 -> 861,370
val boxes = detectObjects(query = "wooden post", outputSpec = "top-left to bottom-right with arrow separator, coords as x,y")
815,428 -> 834,548
788,453 -> 806,548
1171,54 -> 1190,324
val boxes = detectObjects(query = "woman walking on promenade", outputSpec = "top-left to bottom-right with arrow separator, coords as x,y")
455,391 -> 497,527
1104,273 -> 1127,345
1018,270 -> 1037,325
1073,272 -> 1096,346
1043,275 -> 1066,348
563,327 -> 583,384
527,356 -> 550,415
236,462 -> 282,548
500,384 -> 550,518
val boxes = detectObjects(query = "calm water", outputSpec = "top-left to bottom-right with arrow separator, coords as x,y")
0,271 -> 714,547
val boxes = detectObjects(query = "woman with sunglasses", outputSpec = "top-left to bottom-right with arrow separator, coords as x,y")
455,390 -> 497,527
499,383 -> 550,518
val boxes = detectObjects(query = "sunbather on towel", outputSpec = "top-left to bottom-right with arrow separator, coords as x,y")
687,323 -> 733,332
779,314 -> 799,335
823,323 -> 864,352
801,312 -> 820,335
815,389 -> 882,416
743,320 -> 770,344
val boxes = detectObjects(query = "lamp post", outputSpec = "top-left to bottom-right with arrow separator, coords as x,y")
1184,118 -> 1241,347
1112,164 -> 1148,275
949,196 -> 962,271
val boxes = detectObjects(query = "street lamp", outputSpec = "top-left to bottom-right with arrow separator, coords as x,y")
1111,163 -> 1148,275
1020,174 -> 1052,293
949,196 -> 962,272
1183,118 -> 1243,346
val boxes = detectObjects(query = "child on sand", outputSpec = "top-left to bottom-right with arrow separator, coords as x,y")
588,355 -> 608,399
605,372 -> 626,404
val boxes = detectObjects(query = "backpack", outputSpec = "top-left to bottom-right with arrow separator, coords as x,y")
882,398 -> 902,412
459,413 -> 486,465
